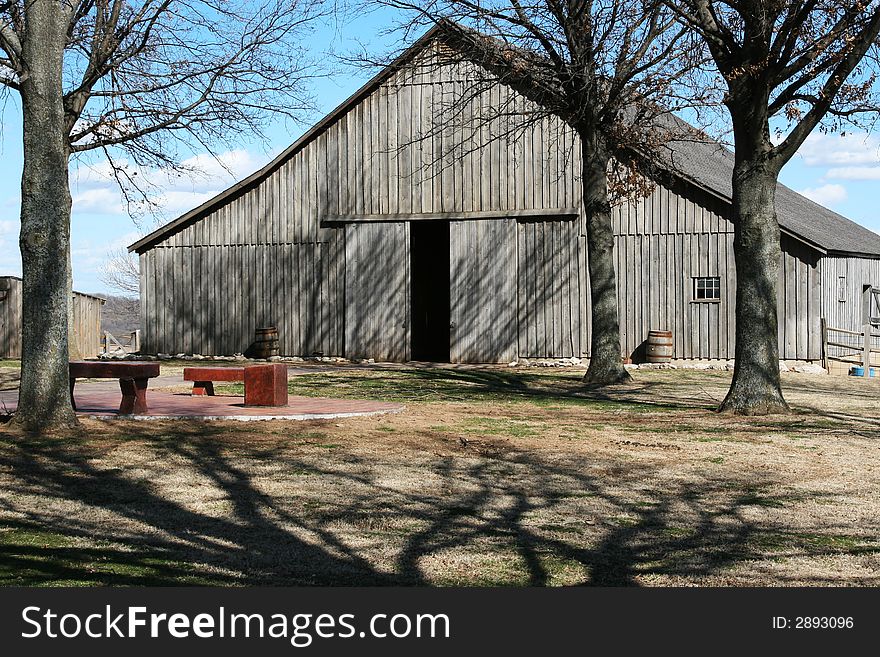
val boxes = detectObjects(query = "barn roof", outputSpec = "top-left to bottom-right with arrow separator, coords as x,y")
659,128 -> 880,257
129,24 -> 880,258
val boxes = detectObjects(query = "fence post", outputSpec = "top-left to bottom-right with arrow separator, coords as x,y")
133,330 -> 141,354
863,285 -> 873,378
104,331 -> 110,357
820,317 -> 828,373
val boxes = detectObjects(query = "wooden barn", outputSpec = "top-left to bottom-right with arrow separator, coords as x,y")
129,29 -> 880,364
0,276 -> 105,359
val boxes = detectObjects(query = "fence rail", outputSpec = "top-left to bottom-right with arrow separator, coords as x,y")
102,330 -> 141,356
823,285 -> 880,377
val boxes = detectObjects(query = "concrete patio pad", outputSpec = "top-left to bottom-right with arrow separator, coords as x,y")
1,381 -> 403,421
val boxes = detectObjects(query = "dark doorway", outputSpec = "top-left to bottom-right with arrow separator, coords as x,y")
410,220 -> 450,361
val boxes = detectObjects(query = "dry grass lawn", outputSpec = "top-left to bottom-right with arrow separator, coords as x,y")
1,366 -> 878,586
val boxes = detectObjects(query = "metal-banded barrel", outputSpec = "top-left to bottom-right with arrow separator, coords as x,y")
253,327 -> 280,358
646,330 -> 673,363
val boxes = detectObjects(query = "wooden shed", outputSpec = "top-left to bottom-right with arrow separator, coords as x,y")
129,27 -> 880,364
0,276 -> 105,359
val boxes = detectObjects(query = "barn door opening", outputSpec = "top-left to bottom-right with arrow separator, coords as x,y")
410,220 -> 450,362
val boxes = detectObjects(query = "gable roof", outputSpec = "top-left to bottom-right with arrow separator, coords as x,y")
661,130 -> 880,257
130,24 -> 880,258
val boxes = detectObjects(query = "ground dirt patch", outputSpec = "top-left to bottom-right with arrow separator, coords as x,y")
1,368 -> 878,586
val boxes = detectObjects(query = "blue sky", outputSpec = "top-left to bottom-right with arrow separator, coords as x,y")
1,8 -> 879,295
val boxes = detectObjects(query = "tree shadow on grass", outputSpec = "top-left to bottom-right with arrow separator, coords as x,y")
291,367 -> 714,412
1,421 -> 872,587
0,429 -> 403,586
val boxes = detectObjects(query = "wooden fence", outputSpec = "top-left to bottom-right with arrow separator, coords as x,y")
822,285 -> 880,376
0,276 -> 105,358
102,330 -> 141,356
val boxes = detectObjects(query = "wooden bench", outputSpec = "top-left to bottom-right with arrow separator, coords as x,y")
183,364 -> 289,407
183,366 -> 245,396
69,361 -> 161,415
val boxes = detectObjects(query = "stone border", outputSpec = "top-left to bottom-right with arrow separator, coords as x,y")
84,406 -> 405,422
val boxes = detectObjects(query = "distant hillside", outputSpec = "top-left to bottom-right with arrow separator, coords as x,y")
94,294 -> 140,336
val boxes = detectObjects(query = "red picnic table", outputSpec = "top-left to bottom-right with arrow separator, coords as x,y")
69,361 -> 160,415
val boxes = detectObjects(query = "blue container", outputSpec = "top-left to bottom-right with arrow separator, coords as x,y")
849,366 -> 876,377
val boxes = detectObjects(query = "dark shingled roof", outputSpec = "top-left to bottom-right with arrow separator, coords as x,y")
660,131 -> 880,257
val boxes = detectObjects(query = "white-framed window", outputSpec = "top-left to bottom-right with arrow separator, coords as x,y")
837,276 -> 847,302
694,276 -> 721,302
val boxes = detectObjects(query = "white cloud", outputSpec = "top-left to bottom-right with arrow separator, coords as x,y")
0,217 -> 21,275
157,190 -> 226,215
824,166 -> 880,181
70,148 -> 271,220
72,187 -> 127,215
796,132 -> 880,167
798,183 -> 848,207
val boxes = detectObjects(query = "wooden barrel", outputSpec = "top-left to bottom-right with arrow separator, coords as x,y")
253,327 -> 280,358
646,330 -> 673,363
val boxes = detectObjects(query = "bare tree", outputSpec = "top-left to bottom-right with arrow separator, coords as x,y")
0,0 -> 331,430
663,1 -> 880,414
100,248 -> 140,297
374,1 -> 707,385
99,247 -> 140,328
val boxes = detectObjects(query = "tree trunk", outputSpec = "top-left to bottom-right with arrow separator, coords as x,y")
580,130 -> 631,385
719,158 -> 789,415
14,1 -> 77,431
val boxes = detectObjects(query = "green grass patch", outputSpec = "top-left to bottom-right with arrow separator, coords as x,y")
755,531 -> 879,554
460,417 -> 540,438
739,493 -> 786,508
0,523 -> 228,586
430,417 -> 541,438
213,369 -> 698,412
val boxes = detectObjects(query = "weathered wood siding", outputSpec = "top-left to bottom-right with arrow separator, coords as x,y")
611,184 -> 821,361
0,277 -> 22,358
612,182 -> 735,360
517,219 -> 587,358
777,237 -> 823,361
156,51 -> 579,249
139,236 -> 345,357
345,223 -> 409,361
0,276 -> 104,359
136,49 -> 826,363
451,219 -> 517,363
70,293 -> 106,359
820,256 -> 880,331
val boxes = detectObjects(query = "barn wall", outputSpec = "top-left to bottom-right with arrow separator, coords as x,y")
137,49 -> 826,363
517,219 -> 587,358
0,277 -> 22,358
611,184 -> 821,361
345,222 -> 410,361
0,276 -> 104,359
820,256 -> 880,332
612,182 -> 734,360
158,48 -> 581,252
139,233 -> 345,357
451,219 -> 518,363
778,237 -> 823,361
